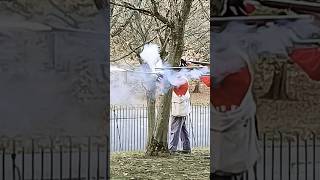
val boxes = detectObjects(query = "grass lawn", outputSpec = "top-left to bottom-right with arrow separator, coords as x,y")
110,148 -> 210,180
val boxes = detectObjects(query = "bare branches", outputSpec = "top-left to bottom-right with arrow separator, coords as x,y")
198,0 -> 210,21
110,1 -> 174,28
110,1 -> 150,15
111,36 -> 158,62
150,0 -> 173,28
110,0 -> 209,64
111,10 -> 135,37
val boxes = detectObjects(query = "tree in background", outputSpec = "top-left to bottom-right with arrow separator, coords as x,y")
110,0 -> 209,155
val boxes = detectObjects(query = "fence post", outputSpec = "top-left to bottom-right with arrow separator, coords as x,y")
50,138 -> 54,180
22,147 -> 24,180
97,145 -> 100,180
297,133 -> 300,180
69,136 -> 72,180
3,147 -> 5,180
305,138 -> 308,180
279,131 -> 283,180
60,145 -> 63,180
272,135 -> 274,180
41,147 -> 44,180
263,133 -> 266,180
78,146 -> 82,180
312,132 -> 316,180
87,137 -> 91,180
289,138 -> 291,180
32,139 -> 35,180
106,135 -> 109,180
12,140 -> 16,180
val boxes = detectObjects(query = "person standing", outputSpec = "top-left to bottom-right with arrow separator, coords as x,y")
169,76 -> 192,154
211,0 -> 260,179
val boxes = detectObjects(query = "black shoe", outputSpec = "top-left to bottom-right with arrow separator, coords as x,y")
169,150 -> 178,155
179,149 -> 191,154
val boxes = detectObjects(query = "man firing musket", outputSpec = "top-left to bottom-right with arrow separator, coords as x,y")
160,59 -> 209,154
168,60 -> 192,154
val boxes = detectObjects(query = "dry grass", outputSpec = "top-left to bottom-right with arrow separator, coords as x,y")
110,148 -> 210,180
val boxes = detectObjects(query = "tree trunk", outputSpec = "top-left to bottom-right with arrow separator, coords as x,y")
145,90 -> 156,154
145,0 -> 193,156
146,34 -> 185,155
193,81 -> 201,93
146,91 -> 172,156
211,0 -> 223,16
261,62 -> 291,100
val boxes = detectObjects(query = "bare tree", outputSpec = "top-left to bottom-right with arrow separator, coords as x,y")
110,0 -> 210,155
261,59 -> 292,100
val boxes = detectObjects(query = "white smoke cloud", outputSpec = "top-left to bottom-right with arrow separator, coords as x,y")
139,43 -> 163,72
110,66 -> 126,72
110,43 -> 210,105
110,70 -> 146,105
212,20 -> 320,84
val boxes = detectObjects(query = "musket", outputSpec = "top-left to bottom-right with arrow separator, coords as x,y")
186,60 -> 210,66
260,0 -> 320,13
111,69 -> 160,74
293,38 -> 320,45
211,14 -> 313,23
154,66 -> 208,70
112,67 -> 202,73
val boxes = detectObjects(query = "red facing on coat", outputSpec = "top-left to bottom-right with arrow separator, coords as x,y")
211,67 -> 251,111
289,48 -> 320,81
173,81 -> 189,96
200,75 -> 210,87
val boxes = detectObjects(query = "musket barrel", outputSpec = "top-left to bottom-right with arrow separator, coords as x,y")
155,66 -> 208,69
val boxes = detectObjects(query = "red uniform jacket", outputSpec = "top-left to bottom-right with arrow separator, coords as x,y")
201,48 -> 320,110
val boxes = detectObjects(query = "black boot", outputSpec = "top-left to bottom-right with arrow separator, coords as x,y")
210,173 -> 233,180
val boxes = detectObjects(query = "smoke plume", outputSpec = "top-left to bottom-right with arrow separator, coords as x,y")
110,43 -> 209,105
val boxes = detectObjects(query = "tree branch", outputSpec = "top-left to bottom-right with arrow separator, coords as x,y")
150,0 -> 174,28
198,0 -> 210,21
180,0 -> 194,26
110,1 -> 174,28
111,11 -> 135,37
